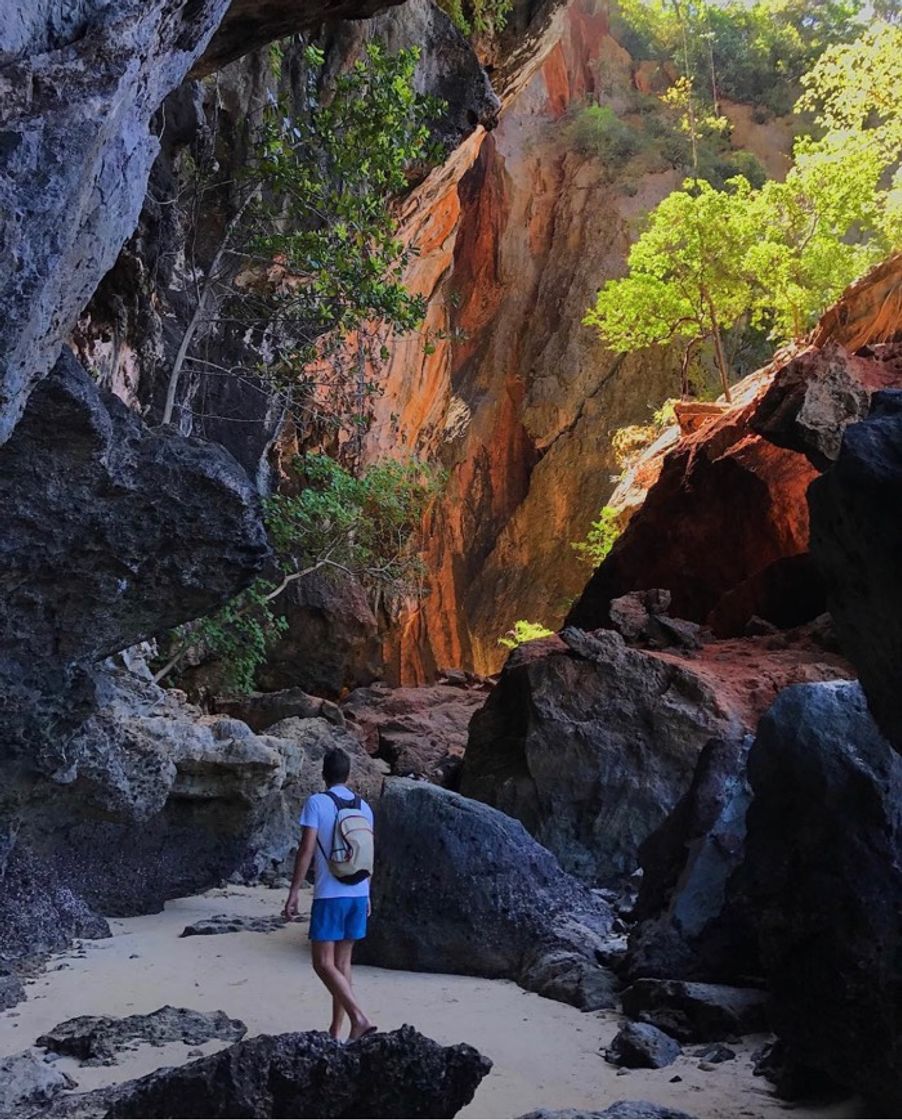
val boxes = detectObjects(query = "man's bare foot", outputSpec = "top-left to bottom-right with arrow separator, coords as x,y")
328,1026 -> 342,1042
348,1018 -> 377,1041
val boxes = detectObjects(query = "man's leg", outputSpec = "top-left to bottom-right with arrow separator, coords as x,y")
312,940 -> 372,1040
329,939 -> 356,1038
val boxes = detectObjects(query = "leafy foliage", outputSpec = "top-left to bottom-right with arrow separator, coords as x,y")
159,455 -> 443,693
498,620 -> 555,651
613,0 -> 865,115
437,0 -> 514,37
567,105 -> 644,163
585,177 -> 758,398
586,19 -> 902,396
571,506 -> 623,569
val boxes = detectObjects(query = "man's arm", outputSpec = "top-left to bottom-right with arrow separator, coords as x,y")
283,826 -> 317,919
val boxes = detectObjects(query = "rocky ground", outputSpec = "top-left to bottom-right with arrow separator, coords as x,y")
0,886 -> 860,1120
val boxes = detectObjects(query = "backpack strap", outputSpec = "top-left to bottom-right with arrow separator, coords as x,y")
324,790 -> 356,810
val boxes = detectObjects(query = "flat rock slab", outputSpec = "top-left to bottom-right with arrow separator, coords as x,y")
522,1103 -> 694,1119
47,1025 -> 492,1119
605,1022 -> 681,1070
0,1049 -> 75,1118
179,914 -> 288,937
621,980 -> 769,1043
36,1006 -> 246,1066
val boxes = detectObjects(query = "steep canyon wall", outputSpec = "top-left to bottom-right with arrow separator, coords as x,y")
368,0 -> 761,680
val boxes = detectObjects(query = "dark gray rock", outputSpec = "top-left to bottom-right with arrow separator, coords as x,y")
0,1049 -> 75,1119
0,845 -> 112,968
0,352 -> 268,750
37,1006 -> 246,1066
605,1023 -> 681,1070
521,1104 -> 693,1119
692,1043 -> 735,1064
625,737 -> 757,983
179,914 -> 287,937
620,980 -> 769,1044
740,680 -> 902,1107
258,572 -> 382,699
809,391 -> 902,751
0,0 -> 232,443
49,1025 -> 491,1118
462,628 -> 744,882
0,669 -> 340,966
1,967 -> 25,1010
215,689 -> 345,733
357,779 -> 617,1010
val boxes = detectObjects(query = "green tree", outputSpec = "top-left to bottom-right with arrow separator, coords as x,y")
156,455 -> 443,693
586,21 -> 902,394
585,177 -> 759,400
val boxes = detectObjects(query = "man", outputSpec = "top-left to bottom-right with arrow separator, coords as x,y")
283,747 -> 376,1041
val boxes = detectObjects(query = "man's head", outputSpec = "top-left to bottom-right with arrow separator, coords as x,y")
322,747 -> 351,788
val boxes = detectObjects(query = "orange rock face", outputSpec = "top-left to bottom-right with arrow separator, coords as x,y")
366,0 -> 689,679
569,341 -> 902,638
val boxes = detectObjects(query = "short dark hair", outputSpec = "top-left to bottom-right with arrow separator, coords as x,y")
323,747 -> 351,786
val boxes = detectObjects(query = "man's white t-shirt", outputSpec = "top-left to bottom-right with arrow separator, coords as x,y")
299,784 -> 374,900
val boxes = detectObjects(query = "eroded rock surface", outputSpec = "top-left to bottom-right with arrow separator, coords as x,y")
37,1007 -> 246,1066
0,669 -> 370,966
809,391 -> 902,751
49,1026 -> 492,1119
342,679 -> 491,781
358,779 -> 617,1010
741,680 -> 902,1106
0,0 -> 231,442
0,353 -> 268,750
625,737 -> 755,983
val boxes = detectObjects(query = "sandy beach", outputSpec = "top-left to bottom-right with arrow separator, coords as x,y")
0,885 -> 857,1119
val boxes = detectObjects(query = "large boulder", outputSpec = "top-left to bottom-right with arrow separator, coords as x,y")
741,680 -> 902,1107
461,626 -> 847,882
620,980 -> 769,1044
49,1026 -> 492,1119
809,391 -> 902,751
0,353 -> 269,750
342,679 -> 491,781
0,666 -> 373,966
258,572 -> 382,699
624,737 -> 756,982
357,779 -> 617,1010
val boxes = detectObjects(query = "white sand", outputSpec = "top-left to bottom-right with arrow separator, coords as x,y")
0,886 -> 855,1119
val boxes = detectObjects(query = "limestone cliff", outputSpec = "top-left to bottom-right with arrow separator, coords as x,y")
363,0 -> 681,679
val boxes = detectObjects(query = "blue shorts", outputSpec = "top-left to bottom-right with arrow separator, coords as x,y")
309,896 -> 368,942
